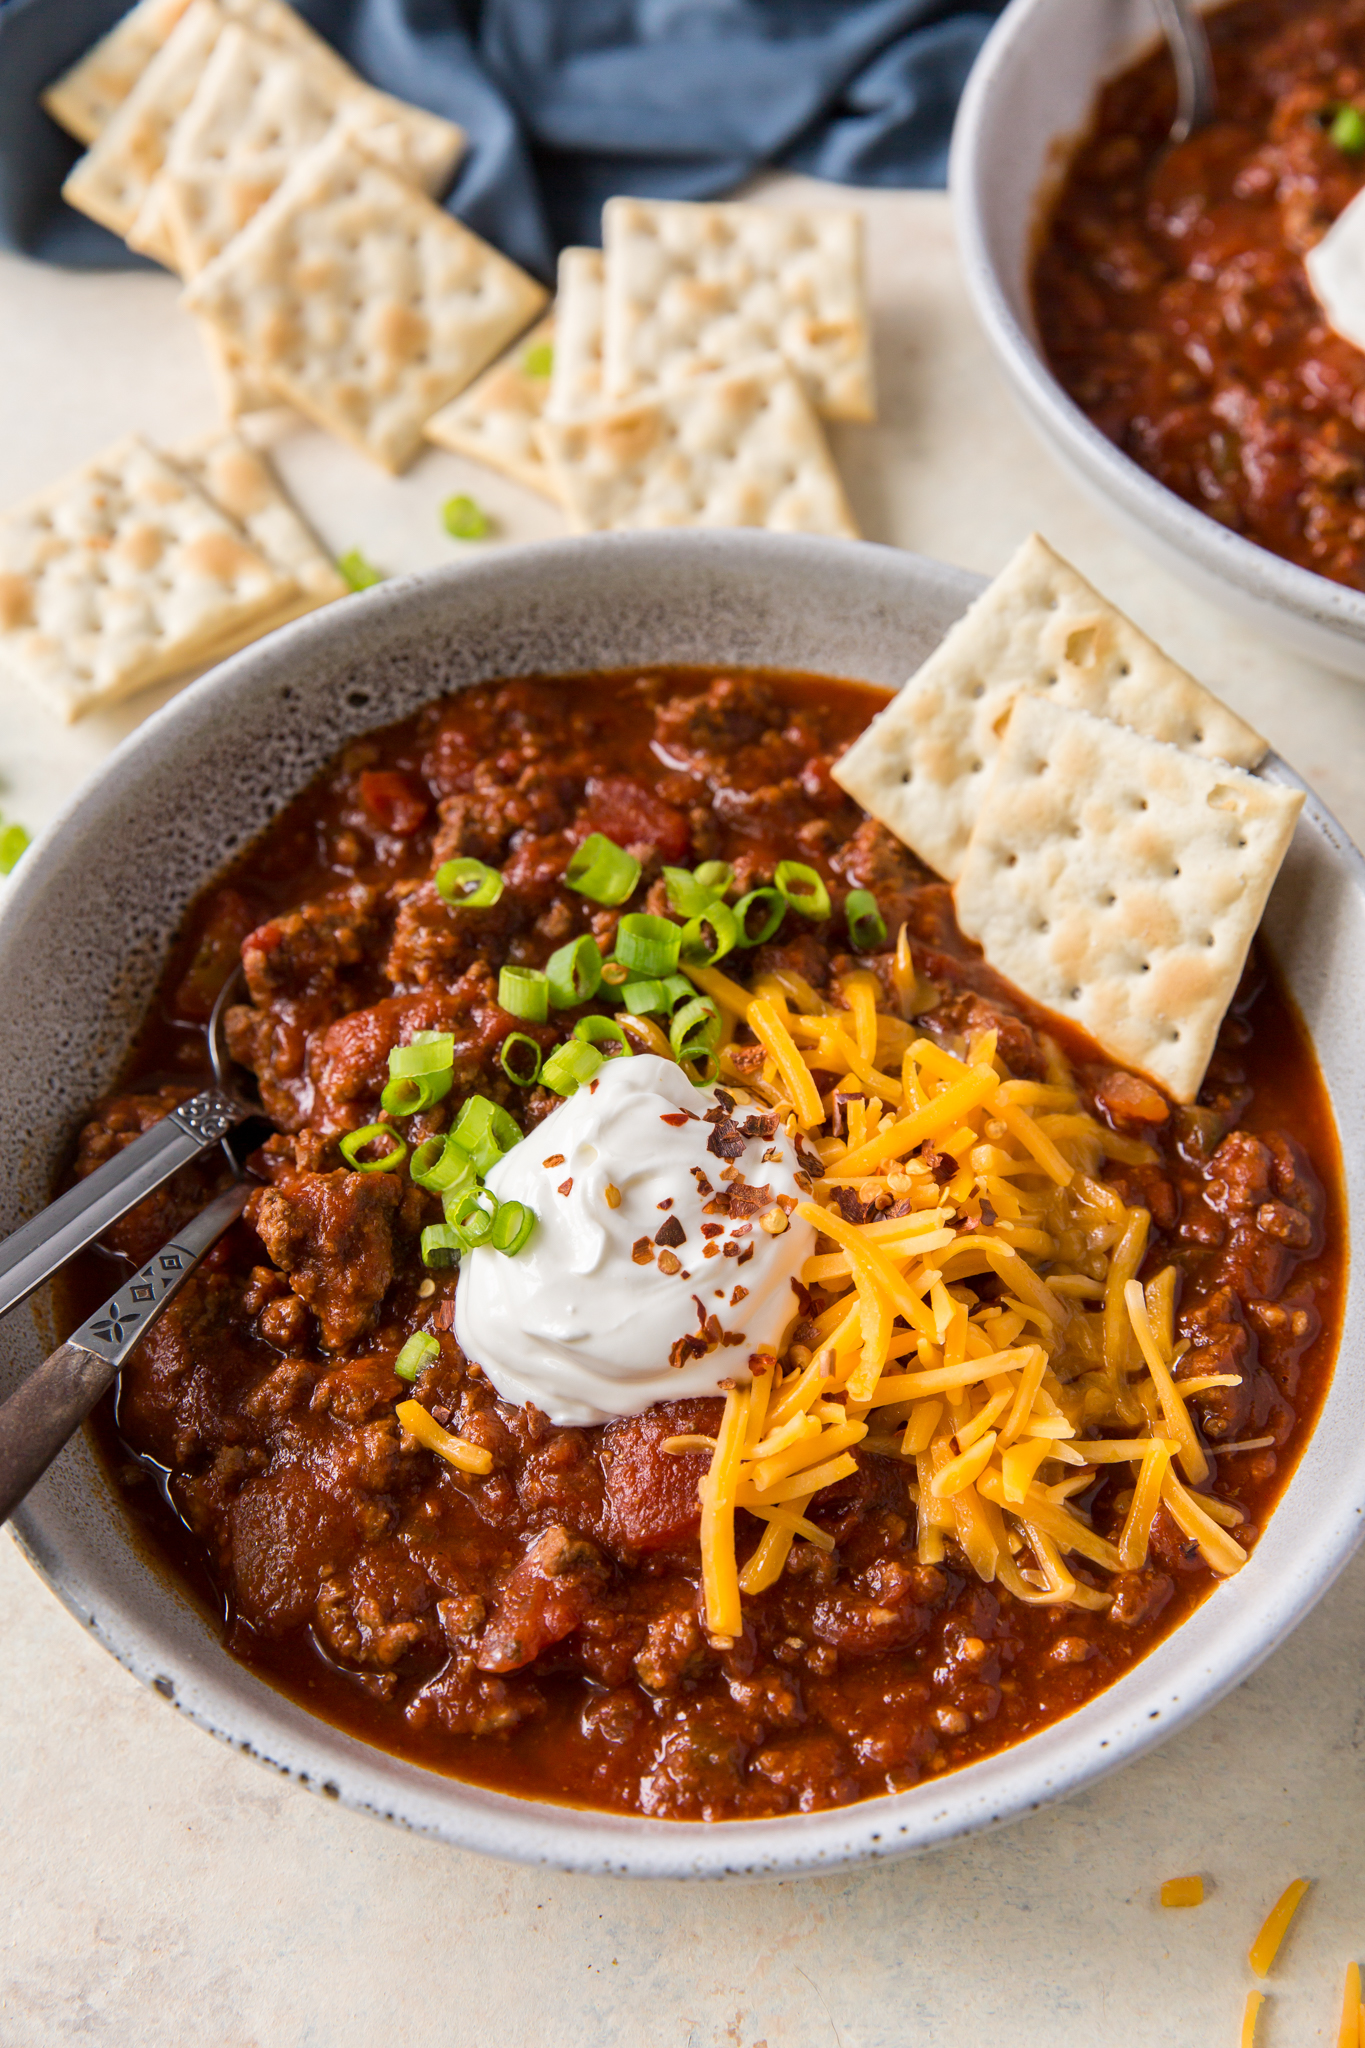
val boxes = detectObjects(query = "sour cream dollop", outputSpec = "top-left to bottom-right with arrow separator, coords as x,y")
1306,187 -> 1365,351
454,1053 -> 818,1426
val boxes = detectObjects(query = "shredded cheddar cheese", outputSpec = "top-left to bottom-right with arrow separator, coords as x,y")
1249,1879 -> 1312,1977
1160,1875 -> 1204,1908
396,1399 -> 494,1475
691,957 -> 1252,1636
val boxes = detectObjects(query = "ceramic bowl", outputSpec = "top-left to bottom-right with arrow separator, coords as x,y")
950,0 -> 1365,677
2,532 -> 1362,1878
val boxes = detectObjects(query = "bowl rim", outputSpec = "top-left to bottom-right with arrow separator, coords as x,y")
947,0 -> 1365,647
4,529 -> 1363,1879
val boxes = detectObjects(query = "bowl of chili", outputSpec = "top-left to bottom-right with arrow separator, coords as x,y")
951,0 -> 1365,676
0,530 -> 1360,1877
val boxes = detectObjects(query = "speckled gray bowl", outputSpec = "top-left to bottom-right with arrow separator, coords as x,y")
1,532 -> 1361,1878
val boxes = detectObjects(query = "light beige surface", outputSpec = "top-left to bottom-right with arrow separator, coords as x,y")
834,532 -> 1268,883
953,696 -> 1303,1101
2,180 -> 1365,2047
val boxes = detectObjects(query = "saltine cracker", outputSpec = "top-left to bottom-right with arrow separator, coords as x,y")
42,0 -> 195,146
602,196 -> 874,423
424,317 -> 561,500
545,247 -> 604,422
833,533 -> 1267,882
952,694 -> 1302,1102
538,354 -> 859,537
182,131 -> 548,472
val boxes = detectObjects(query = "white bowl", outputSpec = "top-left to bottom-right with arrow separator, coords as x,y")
2,532 -> 1362,1877
950,0 -> 1365,677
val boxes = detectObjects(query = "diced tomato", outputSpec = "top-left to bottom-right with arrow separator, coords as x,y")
585,774 -> 691,861
358,769 -> 430,836
602,1400 -> 722,1548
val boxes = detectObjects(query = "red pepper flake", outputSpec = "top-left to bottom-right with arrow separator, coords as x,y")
727,1182 -> 774,1219
700,1222 -> 724,1238
737,1242 -> 755,1265
731,1285 -> 750,1306
557,1177 -> 574,1196
590,1078 -> 600,1093
762,1147 -> 783,1164
721,1241 -> 739,1259
542,1153 -> 566,1169
657,1248 -> 683,1276
655,1215 -> 686,1248
794,1170 -> 813,1192
703,1243 -> 720,1259
632,1237 -> 655,1265
660,1110 -> 697,1127
691,1166 -> 715,1196
776,1192 -> 797,1215
657,1196 -> 674,1211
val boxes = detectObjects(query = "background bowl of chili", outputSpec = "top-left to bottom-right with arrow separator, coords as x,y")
951,0 -> 1365,677
0,531 -> 1361,1877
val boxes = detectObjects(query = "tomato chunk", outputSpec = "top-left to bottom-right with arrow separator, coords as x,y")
585,774 -> 690,861
359,769 -> 430,836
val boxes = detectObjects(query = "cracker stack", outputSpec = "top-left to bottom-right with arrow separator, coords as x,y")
424,200 -> 873,538
47,0 -> 552,466
834,535 -> 1302,1102
0,431 -> 344,721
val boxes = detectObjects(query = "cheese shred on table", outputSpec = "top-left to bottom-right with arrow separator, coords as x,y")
688,954 -> 1253,1636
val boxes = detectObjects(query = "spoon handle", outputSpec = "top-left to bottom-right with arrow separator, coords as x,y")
0,1087 -> 249,1324
0,1182 -> 250,1524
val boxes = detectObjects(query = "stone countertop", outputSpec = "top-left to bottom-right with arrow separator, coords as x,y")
2,182 -> 1362,2048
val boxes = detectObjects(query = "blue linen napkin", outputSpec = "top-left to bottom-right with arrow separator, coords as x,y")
0,0 -> 1003,282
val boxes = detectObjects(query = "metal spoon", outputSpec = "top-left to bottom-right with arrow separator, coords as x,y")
1152,0 -> 1216,146
0,1180 -> 250,1522
0,967 -> 258,1323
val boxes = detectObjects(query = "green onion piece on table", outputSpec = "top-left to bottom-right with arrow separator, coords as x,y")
774,859 -> 831,921
679,899 -> 739,966
541,1038 -> 603,1096
564,832 -> 640,906
338,548 -> 383,591
394,1331 -> 439,1382
498,964 -> 550,1022
435,857 -> 504,909
450,1094 -> 521,1174
733,886 -> 786,945
615,912 -> 682,975
442,494 -> 492,540
410,1134 -> 478,1195
0,823 -> 31,875
490,1200 -> 536,1254
522,341 -> 554,378
420,1223 -> 463,1267
845,888 -> 888,950
1332,103 -> 1365,153
446,1187 -> 498,1248
662,861 -> 732,917
499,1032 -> 544,1085
546,933 -> 603,1007
620,972 -> 693,1015
573,1014 -> 633,1057
339,1123 -> 407,1173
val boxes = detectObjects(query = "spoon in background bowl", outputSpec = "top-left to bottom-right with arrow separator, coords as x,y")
1152,0 -> 1216,146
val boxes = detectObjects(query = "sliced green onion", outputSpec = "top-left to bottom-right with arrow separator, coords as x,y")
541,1038 -> 603,1096
620,972 -> 693,1015
615,912 -> 682,975
388,1031 -> 456,1078
339,1123 -> 407,1173
1332,103 -> 1365,154
490,1200 -> 536,1254
442,493 -> 492,540
446,1186 -> 498,1247
381,1069 -> 453,1116
410,1134 -> 478,1195
662,861 -> 733,916
420,1223 -> 463,1267
500,1032 -> 544,1085
394,1331 -> 439,1382
498,965 -> 550,1022
679,899 -> 740,967
775,859 -> 831,921
845,888 -> 888,951
450,1094 -> 521,1174
733,887 -> 786,946
522,340 -> 554,378
546,933 -> 603,1008
436,857 -> 504,910
679,1047 -> 720,1085
574,1014 -> 633,1058
338,547 -> 383,591
565,832 -> 640,906
670,995 -> 721,1064
0,823 -> 31,875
